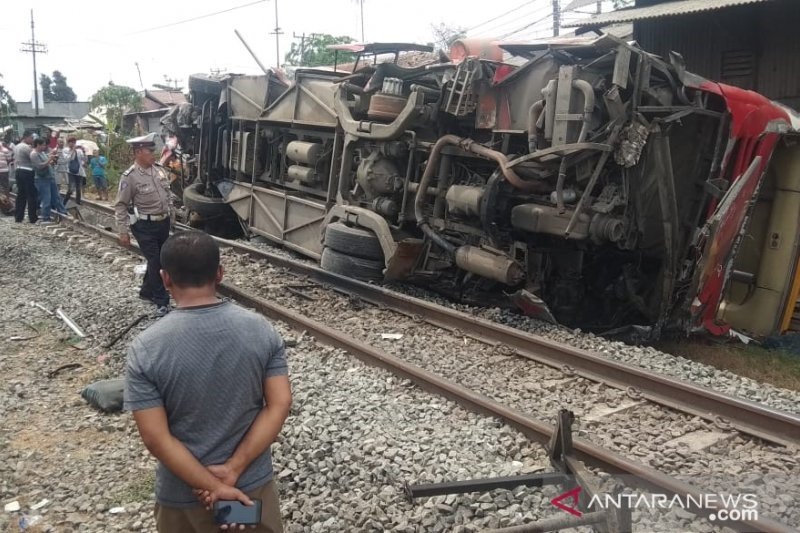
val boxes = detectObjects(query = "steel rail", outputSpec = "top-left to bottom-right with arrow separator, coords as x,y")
68,197 -> 800,448
40,214 -> 797,532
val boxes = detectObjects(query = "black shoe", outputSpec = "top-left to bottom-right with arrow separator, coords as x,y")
138,293 -> 154,302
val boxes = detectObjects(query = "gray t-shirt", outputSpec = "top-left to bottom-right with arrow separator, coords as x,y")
13,143 -> 32,170
124,301 -> 288,507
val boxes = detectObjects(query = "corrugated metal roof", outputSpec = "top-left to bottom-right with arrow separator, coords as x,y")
564,0 -> 774,28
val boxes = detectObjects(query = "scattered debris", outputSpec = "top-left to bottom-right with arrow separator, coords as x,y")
108,507 -> 126,514
55,308 -> 87,338
729,329 -> 753,345
18,514 -> 42,529
381,333 -> 404,340
30,301 -> 53,316
8,321 -> 40,341
4,501 -> 20,512
286,286 -> 316,301
48,363 -> 83,379
81,378 -> 125,412
103,314 -> 148,349
70,341 -> 89,350
30,499 -> 49,511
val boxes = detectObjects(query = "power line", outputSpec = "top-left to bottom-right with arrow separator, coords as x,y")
471,4 -> 552,37
125,0 -> 267,36
498,11 -> 555,39
465,0 -> 536,32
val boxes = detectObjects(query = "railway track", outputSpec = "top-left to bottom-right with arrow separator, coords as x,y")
75,198 -> 800,448
30,198 -> 800,532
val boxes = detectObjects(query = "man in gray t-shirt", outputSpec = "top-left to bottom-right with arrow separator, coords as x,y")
124,231 -> 291,532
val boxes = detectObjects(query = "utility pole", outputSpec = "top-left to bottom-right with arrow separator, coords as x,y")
271,0 -> 283,68
596,1 -> 602,14
164,76 -> 183,90
552,0 -> 561,37
292,32 -> 306,65
359,0 -> 365,42
134,62 -> 144,90
20,9 -> 47,116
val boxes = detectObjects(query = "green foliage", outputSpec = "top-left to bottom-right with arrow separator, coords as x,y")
99,132 -> 135,194
0,73 -> 15,127
52,71 -> 77,102
430,23 -> 465,52
612,0 -> 633,8
90,83 -> 141,134
284,33 -> 356,67
39,70 -> 77,102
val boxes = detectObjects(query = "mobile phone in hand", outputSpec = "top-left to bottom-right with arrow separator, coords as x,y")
213,499 -> 262,525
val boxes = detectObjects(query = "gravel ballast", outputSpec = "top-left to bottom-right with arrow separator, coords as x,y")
218,248 -> 800,527
3,216 -> 797,532
0,218 -> 561,532
243,231 -> 800,415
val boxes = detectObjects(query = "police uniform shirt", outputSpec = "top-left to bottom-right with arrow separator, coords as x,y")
114,163 -> 171,233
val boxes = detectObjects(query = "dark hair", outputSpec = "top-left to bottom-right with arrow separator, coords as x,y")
67,136 -> 77,143
33,138 -> 46,148
160,231 -> 220,288
22,129 -> 36,139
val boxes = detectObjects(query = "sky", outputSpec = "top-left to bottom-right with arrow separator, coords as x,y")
0,0 -> 601,102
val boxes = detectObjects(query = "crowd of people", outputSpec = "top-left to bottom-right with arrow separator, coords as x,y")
0,128 -> 109,222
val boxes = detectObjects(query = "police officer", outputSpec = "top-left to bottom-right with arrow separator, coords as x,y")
115,133 -> 172,314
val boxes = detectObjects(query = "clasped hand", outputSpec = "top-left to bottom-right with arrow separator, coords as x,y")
193,463 -> 256,531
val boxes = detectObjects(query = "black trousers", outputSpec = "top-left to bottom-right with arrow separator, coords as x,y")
131,219 -> 171,306
64,173 -> 82,205
14,169 -> 37,223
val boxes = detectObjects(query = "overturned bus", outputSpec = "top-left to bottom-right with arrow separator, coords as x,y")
177,36 -> 800,340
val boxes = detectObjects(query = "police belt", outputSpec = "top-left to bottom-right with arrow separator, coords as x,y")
138,213 -> 169,222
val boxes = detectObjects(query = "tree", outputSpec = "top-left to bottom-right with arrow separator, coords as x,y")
90,83 -> 141,133
40,70 -> 77,102
0,73 -> 16,128
612,0 -> 633,8
430,23 -> 465,52
51,71 -> 77,102
284,33 -> 356,67
40,73 -> 55,102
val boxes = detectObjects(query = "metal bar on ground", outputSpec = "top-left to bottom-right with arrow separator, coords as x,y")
55,308 -> 86,338
405,473 -> 568,499
485,511 -> 608,533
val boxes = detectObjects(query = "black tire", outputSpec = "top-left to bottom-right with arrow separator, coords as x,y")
183,183 -> 231,219
324,222 -> 384,260
183,182 -> 242,238
320,247 -> 384,282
